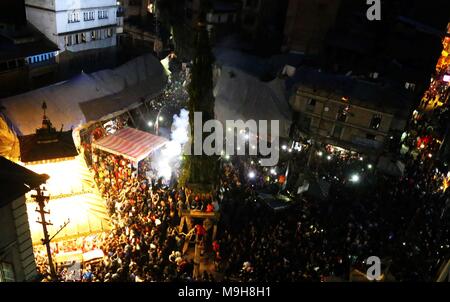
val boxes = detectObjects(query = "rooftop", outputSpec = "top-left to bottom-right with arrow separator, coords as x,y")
0,22 -> 58,62
0,156 -> 48,207
289,67 -> 416,118
19,130 -> 78,164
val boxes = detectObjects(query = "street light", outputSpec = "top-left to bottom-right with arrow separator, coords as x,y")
155,106 -> 167,135
248,171 -> 256,179
349,174 -> 360,183
148,121 -> 154,127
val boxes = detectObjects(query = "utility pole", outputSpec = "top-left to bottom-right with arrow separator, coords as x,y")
32,186 -> 57,280
193,233 -> 201,280
32,186 -> 69,281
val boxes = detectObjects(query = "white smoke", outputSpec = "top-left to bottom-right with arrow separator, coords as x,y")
152,109 -> 189,180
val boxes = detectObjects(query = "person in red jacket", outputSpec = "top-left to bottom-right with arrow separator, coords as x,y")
206,203 -> 214,212
195,224 -> 206,238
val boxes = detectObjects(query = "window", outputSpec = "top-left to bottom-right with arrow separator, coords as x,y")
306,98 -> 316,112
366,133 -> 376,140
370,114 -> 382,130
332,125 -> 343,138
0,262 -> 15,282
405,82 -> 416,91
68,12 -> 80,23
65,35 -> 73,46
107,28 -> 113,38
82,32 -> 87,43
98,10 -> 108,19
84,11 -> 95,21
307,98 -> 316,106
337,105 -> 349,122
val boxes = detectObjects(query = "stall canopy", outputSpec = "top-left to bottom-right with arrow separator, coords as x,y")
214,66 -> 292,138
92,128 -> 168,162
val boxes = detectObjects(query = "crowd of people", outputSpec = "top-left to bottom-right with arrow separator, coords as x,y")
80,149 -> 220,282
211,147 -> 449,282
32,47 -> 450,283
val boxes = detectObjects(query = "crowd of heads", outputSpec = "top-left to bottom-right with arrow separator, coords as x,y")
33,53 -> 450,282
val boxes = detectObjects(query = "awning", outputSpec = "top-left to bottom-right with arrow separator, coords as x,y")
92,127 -> 168,162
83,249 -> 105,262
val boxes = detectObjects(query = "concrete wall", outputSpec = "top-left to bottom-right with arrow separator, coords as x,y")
0,196 -> 37,282
25,6 -> 58,45
26,0 -> 118,52
25,0 -> 55,10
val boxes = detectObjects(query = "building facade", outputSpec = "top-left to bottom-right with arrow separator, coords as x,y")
289,68 -> 414,156
25,0 -> 119,52
116,0 -> 158,53
0,157 -> 47,282
0,0 -> 59,97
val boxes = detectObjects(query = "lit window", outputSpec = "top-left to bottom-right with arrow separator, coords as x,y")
69,12 -> 80,23
337,105 -> 349,122
370,114 -> 382,130
405,82 -> 416,91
